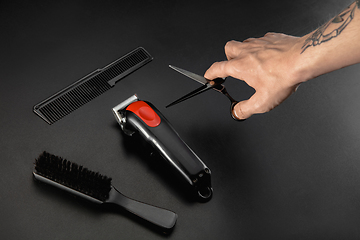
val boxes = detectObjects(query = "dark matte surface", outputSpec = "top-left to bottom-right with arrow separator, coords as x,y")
1,0 -> 360,239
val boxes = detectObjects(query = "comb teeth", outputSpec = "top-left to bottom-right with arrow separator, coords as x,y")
34,151 -> 112,201
35,78 -> 112,124
33,47 -> 153,124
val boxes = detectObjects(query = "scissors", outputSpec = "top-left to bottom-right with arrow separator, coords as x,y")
166,65 -> 243,121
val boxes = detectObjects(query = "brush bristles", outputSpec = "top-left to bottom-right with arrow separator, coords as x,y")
34,151 -> 112,202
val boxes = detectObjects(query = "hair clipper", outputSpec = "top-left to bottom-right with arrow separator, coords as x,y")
112,94 -> 212,201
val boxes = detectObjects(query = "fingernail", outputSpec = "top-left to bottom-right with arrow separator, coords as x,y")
232,108 -> 246,121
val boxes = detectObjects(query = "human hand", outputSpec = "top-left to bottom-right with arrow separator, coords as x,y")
204,33 -> 307,120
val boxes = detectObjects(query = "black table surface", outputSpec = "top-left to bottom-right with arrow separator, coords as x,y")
1,0 -> 360,239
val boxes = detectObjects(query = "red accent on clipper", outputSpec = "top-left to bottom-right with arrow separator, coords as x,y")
126,101 -> 161,127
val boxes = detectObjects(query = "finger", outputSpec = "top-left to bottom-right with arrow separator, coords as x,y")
204,61 -> 231,80
205,58 -> 251,83
224,40 -> 243,60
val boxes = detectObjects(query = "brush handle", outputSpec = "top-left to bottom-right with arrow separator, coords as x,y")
107,187 -> 177,230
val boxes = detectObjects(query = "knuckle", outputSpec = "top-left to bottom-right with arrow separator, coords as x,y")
225,40 -> 240,54
264,32 -> 275,36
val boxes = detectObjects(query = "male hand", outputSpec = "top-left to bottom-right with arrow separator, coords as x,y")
204,33 -> 306,120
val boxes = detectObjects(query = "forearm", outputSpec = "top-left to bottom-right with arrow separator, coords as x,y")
295,1 -> 360,84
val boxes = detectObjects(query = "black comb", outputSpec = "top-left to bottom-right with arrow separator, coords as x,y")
33,47 -> 153,124
33,151 -> 177,231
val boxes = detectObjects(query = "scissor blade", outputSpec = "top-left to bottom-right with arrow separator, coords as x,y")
169,65 -> 208,85
166,84 -> 213,108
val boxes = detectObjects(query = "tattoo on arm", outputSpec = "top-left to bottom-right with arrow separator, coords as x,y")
301,1 -> 360,54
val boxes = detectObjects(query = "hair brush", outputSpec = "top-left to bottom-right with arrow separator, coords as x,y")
33,151 -> 177,231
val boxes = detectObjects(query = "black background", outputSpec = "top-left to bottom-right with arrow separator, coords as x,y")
1,0 -> 360,239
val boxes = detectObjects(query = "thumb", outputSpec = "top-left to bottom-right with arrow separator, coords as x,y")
233,92 -> 264,120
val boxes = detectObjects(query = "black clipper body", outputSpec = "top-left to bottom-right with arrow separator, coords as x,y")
112,94 -> 212,201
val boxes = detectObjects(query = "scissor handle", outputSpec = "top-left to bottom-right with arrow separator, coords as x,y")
214,84 -> 244,121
